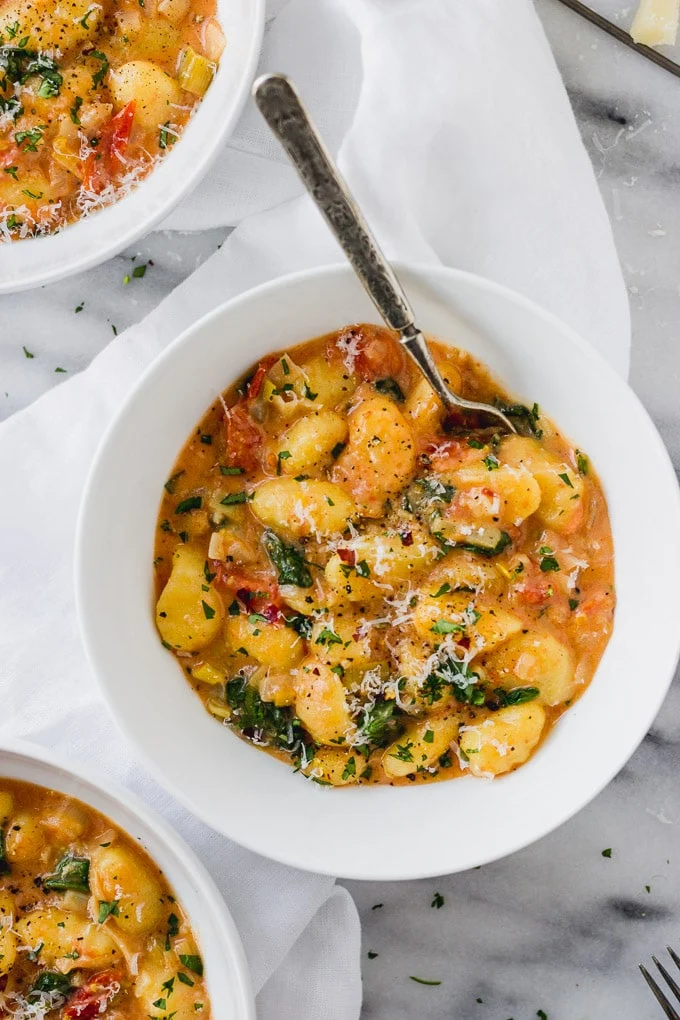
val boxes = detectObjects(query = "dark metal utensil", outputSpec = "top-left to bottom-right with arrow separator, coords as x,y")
253,72 -> 516,433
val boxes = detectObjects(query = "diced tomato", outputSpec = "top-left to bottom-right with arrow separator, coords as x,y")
515,566 -> 553,606
82,102 -> 135,194
247,354 -> 278,400
0,145 -> 20,172
63,969 -> 123,1019
337,547 -> 356,565
336,325 -> 407,381
224,402 -> 263,472
426,439 -> 467,471
211,564 -> 280,612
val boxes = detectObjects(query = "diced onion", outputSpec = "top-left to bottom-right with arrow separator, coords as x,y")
200,16 -> 226,61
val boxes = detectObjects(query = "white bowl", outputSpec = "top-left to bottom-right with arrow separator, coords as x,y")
0,739 -> 254,1017
76,263 -> 680,880
0,0 -> 264,294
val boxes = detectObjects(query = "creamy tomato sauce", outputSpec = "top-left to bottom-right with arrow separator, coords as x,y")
0,779 -> 209,1018
0,0 -> 223,239
153,324 -> 615,787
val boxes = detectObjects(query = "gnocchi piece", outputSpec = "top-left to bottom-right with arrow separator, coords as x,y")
310,608 -> 376,671
225,613 -> 304,670
109,60 -> 183,131
0,891 -> 17,978
500,435 -> 584,533
14,907 -> 118,970
452,461 -> 541,526
90,845 -> 164,935
425,551 -> 504,597
256,667 -> 298,707
305,747 -> 362,786
42,800 -> 89,841
136,946 -> 202,1019
251,477 -> 355,537
383,712 -> 459,778
482,632 -> 576,707
332,394 -> 417,517
4,812 -> 45,863
403,376 -> 445,435
412,590 -> 522,656
325,527 -> 438,603
297,353 -> 358,407
459,703 -> 546,777
156,544 -> 224,652
0,0 -> 108,53
275,410 -> 348,477
295,659 -> 353,745
403,358 -> 461,435
0,791 -> 13,823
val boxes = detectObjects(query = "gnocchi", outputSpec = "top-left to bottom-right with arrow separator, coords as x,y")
0,779 -> 209,1017
0,0 -> 224,239
154,324 -> 615,786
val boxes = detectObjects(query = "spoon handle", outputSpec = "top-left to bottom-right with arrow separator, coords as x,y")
253,72 -> 516,434
253,72 -> 415,333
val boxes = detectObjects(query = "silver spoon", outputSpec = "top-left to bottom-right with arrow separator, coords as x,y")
253,72 -> 516,434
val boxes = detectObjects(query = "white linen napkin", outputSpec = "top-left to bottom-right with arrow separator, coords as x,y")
0,0 -> 630,1017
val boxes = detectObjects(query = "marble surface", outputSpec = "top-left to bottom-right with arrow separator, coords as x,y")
3,1 -> 680,1017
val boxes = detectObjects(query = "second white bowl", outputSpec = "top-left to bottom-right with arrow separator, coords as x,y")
0,740 -> 254,1017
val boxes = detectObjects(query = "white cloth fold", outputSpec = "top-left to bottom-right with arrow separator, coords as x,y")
0,0 -> 629,1017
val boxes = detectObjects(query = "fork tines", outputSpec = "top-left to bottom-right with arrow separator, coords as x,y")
641,947 -> 680,1018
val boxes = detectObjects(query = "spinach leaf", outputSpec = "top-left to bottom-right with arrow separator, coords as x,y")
422,654 -> 485,706
359,701 -> 396,745
374,377 -> 405,402
263,530 -> 313,587
28,972 -> 72,1000
43,853 -> 90,893
226,675 -> 306,753
493,686 -> 540,706
456,530 -> 512,558
494,401 -> 542,438
283,612 -> 314,639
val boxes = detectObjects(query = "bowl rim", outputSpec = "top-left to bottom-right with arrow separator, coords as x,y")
75,260 -> 680,880
0,0 -> 265,294
0,737 -> 256,1015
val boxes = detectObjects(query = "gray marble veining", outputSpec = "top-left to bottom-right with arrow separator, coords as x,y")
2,2 -> 680,1018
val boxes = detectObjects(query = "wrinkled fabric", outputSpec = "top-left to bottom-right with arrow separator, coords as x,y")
0,1 -> 629,1017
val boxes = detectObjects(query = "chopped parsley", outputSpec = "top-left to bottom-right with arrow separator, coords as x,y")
409,976 -> 441,986
576,450 -> 588,475
538,546 -> 560,573
558,472 -> 574,488
90,50 -> 109,88
220,465 -> 244,475
602,848 -> 612,858
483,454 -> 499,470
431,892 -> 444,909
315,627 -> 342,647
201,601 -> 215,620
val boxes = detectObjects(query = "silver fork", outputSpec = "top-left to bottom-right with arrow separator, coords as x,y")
641,946 -> 680,1017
